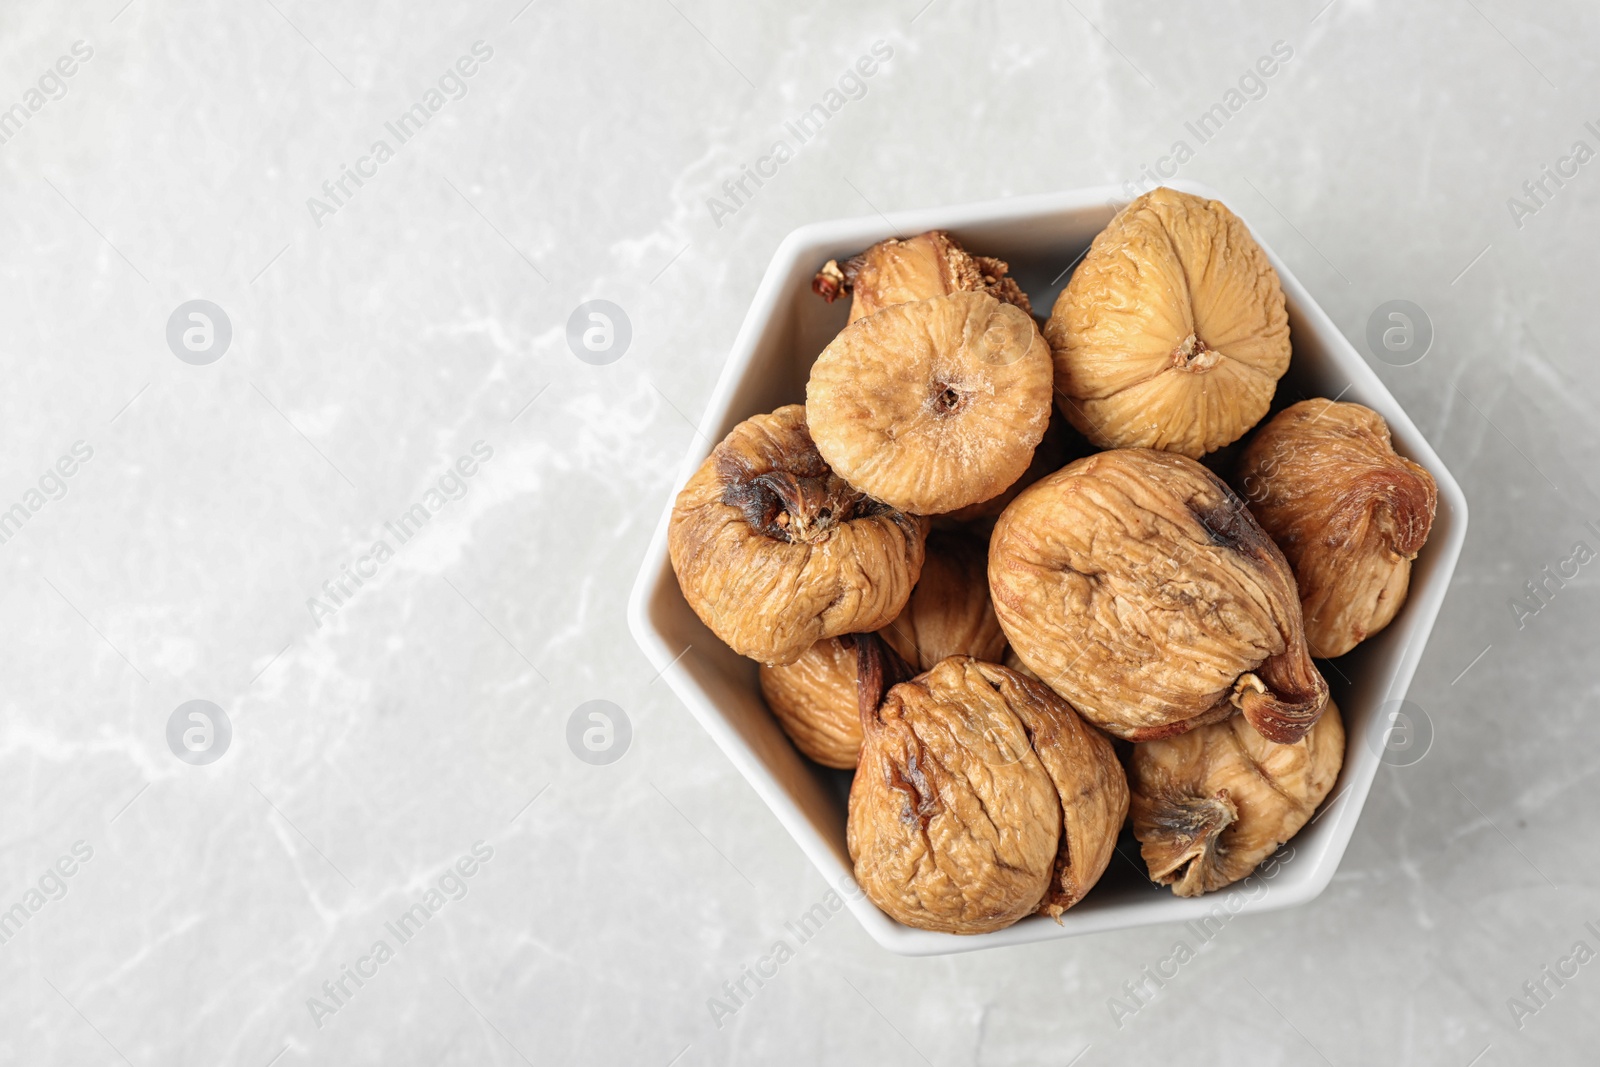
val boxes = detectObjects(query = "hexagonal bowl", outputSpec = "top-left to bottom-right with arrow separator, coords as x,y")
627,181 -> 1467,956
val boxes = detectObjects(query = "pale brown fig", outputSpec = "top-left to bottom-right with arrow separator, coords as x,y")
807,291 -> 1054,515
989,448 -> 1329,744
1237,400 -> 1438,658
1131,700 -> 1344,896
879,529 -> 1007,671
1046,187 -> 1290,458
668,405 -> 925,666
758,638 -> 862,769
847,645 -> 1127,933
811,230 -> 1032,324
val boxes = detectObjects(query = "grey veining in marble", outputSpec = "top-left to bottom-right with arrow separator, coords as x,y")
1,1 -> 1597,1064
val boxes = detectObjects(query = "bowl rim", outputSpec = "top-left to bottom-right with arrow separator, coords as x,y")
627,180 -> 1468,956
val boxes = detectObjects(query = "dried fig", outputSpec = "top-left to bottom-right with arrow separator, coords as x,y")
1238,400 -> 1438,658
1046,187 -> 1290,458
807,291 -> 1053,515
880,529 -> 1006,671
669,404 -> 925,666
989,448 -> 1329,744
811,230 -> 1032,324
758,638 -> 862,769
1130,700 -> 1344,896
847,648 -> 1127,932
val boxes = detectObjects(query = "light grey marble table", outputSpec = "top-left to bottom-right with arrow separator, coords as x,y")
1,1 -> 1595,1064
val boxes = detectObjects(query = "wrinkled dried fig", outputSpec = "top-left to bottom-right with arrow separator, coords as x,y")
880,529 -> 1006,671
1046,187 -> 1290,458
812,230 -> 1032,324
848,646 -> 1127,933
1238,400 -> 1438,658
1131,700 -> 1344,896
758,638 -> 862,768
807,291 -> 1053,515
990,448 -> 1329,744
669,404 -> 925,665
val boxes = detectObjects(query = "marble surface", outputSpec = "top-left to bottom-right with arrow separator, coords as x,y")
1,0 -> 1596,1064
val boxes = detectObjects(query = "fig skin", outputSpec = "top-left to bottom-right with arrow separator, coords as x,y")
847,652 -> 1127,933
668,405 -> 926,666
807,291 -> 1054,515
758,638 -> 862,769
880,529 -> 1007,672
939,411 -> 1082,526
989,448 -> 1329,745
1131,700 -> 1344,897
1046,187 -> 1290,459
1002,646 -> 1039,681
1237,400 -> 1438,658
1013,669 -> 1130,918
812,230 -> 1033,324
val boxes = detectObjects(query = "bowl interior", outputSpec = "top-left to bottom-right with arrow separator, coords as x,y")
630,184 -> 1466,954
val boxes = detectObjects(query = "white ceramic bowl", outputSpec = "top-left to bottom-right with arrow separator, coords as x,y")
627,181 -> 1467,956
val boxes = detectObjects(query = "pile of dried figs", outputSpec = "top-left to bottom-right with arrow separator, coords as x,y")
669,187 -> 1438,934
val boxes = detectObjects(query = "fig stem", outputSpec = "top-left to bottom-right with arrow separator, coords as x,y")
811,259 -> 848,302
1232,658 -> 1329,745
1143,789 -> 1237,891
724,470 -> 872,544
853,632 -> 915,727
